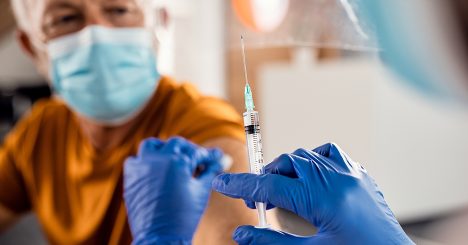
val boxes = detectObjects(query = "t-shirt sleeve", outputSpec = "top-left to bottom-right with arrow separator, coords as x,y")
165,83 -> 245,144
0,108 -> 39,214
0,146 -> 30,213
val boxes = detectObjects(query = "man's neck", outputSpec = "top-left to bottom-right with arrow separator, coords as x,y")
78,116 -> 139,152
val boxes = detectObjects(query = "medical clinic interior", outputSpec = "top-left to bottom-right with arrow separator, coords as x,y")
1,0 -> 468,244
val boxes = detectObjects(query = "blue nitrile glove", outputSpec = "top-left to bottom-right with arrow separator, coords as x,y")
213,143 -> 414,245
124,137 -> 223,245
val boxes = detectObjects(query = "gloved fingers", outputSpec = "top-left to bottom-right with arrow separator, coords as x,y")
311,143 -> 333,157
235,225 -> 337,245
164,137 -> 212,173
137,137 -> 164,158
208,148 -> 224,161
291,148 -> 334,171
265,153 -> 328,186
203,148 -> 223,166
312,142 -> 351,164
233,225 -> 309,245
212,173 -> 303,213
164,136 -> 208,161
190,147 -> 224,176
292,148 -> 318,160
292,148 -> 342,173
197,149 -> 224,183
305,233 -> 342,245
278,153 -> 318,180
125,138 -> 164,186
243,159 -> 277,208
164,136 -> 198,156
264,154 -> 300,178
312,143 -> 359,172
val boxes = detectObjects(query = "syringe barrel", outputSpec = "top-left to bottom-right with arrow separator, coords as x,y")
243,110 -> 269,228
243,111 -> 264,175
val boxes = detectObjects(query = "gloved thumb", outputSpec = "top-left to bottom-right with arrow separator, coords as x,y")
233,225 -> 310,245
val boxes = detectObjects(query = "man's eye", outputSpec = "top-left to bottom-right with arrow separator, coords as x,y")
54,14 -> 81,26
106,7 -> 130,16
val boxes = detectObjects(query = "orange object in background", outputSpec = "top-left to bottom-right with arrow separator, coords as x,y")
232,0 -> 289,32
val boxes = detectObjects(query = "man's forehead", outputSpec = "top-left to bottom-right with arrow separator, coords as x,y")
32,0 -> 77,10
27,0 -> 77,19
31,0 -> 145,11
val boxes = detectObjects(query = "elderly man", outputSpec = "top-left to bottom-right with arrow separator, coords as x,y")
0,0 -> 255,244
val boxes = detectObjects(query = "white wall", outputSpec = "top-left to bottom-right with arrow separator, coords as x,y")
0,31 -> 42,88
159,0 -> 227,98
258,54 -> 468,222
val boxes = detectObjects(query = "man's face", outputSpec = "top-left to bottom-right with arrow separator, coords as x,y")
20,0 -> 146,78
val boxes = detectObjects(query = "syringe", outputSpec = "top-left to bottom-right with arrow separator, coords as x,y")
241,36 -> 269,228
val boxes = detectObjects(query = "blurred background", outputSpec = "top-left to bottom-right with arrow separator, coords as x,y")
1,0 -> 468,244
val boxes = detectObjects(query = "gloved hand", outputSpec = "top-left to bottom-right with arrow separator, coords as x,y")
213,143 -> 414,245
124,137 -> 223,245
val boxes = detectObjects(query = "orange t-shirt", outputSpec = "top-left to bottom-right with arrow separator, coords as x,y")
0,76 -> 244,244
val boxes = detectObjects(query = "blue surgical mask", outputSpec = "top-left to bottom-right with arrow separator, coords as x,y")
47,25 -> 160,125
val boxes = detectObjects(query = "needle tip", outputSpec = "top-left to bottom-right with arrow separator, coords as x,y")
241,35 -> 243,40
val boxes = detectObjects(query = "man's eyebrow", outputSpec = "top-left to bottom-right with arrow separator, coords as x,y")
100,0 -> 129,4
105,0 -> 132,3
44,1 -> 80,13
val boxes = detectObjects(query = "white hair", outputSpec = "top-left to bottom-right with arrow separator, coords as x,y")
10,0 -> 160,33
10,0 -> 33,33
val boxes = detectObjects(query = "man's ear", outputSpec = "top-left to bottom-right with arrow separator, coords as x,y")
160,8 -> 169,28
16,29 -> 37,59
16,29 -> 51,79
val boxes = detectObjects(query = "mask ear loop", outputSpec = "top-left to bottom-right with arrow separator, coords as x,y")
29,34 -> 55,83
29,31 -> 49,54
144,4 -> 172,75
149,7 -> 171,50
